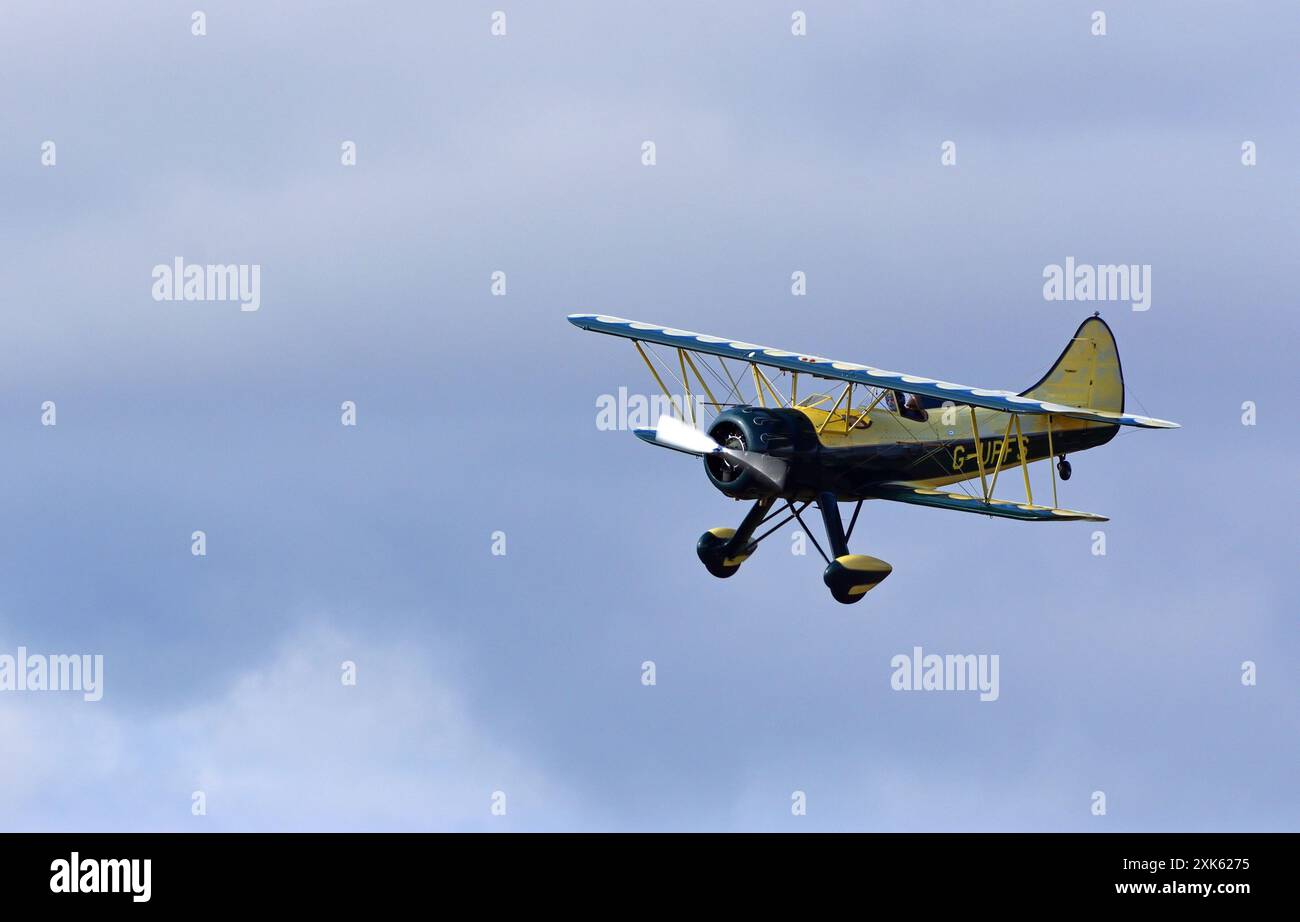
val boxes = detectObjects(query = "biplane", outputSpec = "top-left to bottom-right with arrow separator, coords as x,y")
569,313 -> 1178,604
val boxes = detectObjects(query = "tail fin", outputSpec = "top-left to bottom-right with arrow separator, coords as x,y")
1020,315 -> 1124,413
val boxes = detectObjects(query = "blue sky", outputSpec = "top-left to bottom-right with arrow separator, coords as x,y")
0,1 -> 1295,831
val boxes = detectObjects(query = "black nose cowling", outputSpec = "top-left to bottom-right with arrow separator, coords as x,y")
704,406 -> 812,498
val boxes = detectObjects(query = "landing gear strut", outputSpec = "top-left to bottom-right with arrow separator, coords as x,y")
1057,454 -> 1072,481
813,492 -> 892,605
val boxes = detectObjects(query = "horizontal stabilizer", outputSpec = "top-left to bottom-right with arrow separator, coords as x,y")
868,483 -> 1108,522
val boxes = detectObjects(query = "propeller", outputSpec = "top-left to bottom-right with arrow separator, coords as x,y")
633,415 -> 788,490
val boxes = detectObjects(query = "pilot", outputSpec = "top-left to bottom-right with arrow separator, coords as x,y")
889,390 -> 928,423
902,393 -> 928,422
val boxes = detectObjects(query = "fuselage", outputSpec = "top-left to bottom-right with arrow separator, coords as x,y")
703,401 -> 1118,501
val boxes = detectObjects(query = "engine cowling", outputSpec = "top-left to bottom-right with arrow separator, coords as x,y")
703,406 -> 816,498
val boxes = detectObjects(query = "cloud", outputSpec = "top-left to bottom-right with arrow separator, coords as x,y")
0,622 -> 572,831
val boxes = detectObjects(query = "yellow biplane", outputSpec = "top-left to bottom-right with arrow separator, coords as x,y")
569,313 -> 1178,604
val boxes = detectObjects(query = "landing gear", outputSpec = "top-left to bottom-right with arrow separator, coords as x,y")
697,493 -> 892,604
1057,454 -> 1072,481
823,555 -> 893,604
697,497 -> 772,578
812,492 -> 892,605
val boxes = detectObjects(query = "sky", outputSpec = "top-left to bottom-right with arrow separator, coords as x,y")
0,1 -> 1295,831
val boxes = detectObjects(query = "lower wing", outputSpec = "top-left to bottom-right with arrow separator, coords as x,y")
867,483 -> 1108,522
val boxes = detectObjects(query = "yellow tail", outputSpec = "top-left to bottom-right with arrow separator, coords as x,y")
1020,315 -> 1125,413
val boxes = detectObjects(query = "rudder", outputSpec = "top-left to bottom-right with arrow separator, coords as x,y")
1020,315 -> 1124,413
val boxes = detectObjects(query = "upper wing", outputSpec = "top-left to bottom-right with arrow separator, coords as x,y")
867,483 -> 1108,522
568,313 -> 1179,429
